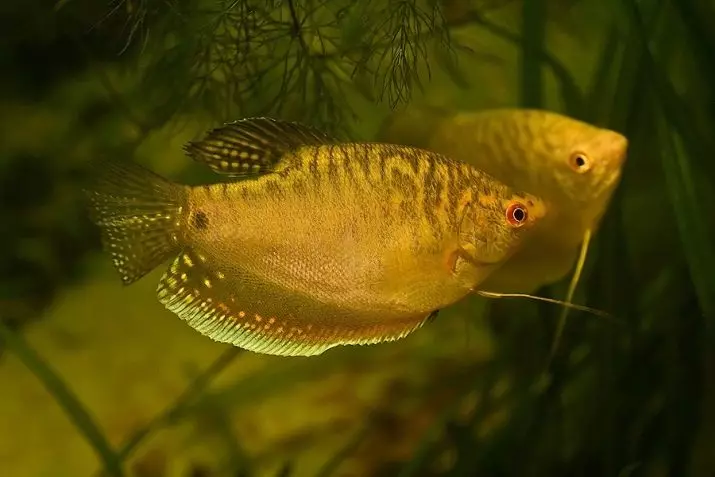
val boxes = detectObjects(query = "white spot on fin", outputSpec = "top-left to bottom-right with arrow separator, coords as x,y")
182,117 -> 339,179
156,251 -> 333,356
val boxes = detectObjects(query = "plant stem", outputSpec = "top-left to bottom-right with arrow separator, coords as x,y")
519,0 -> 546,108
117,346 -> 243,461
0,321 -> 124,476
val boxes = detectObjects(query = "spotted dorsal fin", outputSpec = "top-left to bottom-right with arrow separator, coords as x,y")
183,117 -> 338,177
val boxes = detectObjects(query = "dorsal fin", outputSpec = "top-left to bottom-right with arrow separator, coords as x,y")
183,117 -> 338,177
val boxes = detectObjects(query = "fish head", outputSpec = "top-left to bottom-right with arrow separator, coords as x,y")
435,110 -> 628,219
544,115 -> 628,224
460,188 -> 548,268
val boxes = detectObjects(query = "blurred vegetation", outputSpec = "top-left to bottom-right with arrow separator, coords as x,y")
1,0 -> 715,476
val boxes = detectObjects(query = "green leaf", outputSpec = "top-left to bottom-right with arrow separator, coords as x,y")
621,0 -> 715,321
584,24 -> 622,122
0,321 -> 124,476
654,112 -> 715,318
667,0 -> 715,86
433,41 -> 471,90
518,0 -> 546,108
460,10 -> 583,115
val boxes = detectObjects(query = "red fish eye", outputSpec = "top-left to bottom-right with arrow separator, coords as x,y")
506,202 -> 528,227
568,151 -> 591,172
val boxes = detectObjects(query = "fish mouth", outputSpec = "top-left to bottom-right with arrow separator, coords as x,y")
605,130 -> 629,168
615,137 -> 629,165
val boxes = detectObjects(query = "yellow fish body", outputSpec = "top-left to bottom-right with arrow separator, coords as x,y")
85,118 -> 547,356
378,107 -> 628,293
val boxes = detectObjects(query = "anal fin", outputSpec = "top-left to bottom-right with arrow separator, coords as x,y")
156,250 -> 431,357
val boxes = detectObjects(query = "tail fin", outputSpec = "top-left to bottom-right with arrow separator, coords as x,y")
83,159 -> 187,285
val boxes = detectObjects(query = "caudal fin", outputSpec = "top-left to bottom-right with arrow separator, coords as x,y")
83,159 -> 187,285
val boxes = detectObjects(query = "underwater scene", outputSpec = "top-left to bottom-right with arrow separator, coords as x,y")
1,0 -> 715,476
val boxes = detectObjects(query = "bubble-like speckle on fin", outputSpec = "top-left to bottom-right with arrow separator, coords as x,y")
182,117 -> 338,178
156,250 -> 432,357
156,252 -> 325,356
83,159 -> 185,285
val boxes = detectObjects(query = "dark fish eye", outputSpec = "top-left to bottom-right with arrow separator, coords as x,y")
568,151 -> 591,173
505,202 -> 528,227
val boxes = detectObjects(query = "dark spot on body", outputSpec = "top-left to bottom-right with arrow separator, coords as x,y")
342,147 -> 354,183
357,145 -> 372,179
309,149 -> 320,174
327,152 -> 339,182
446,165 -> 459,225
404,147 -> 420,175
426,309 -> 440,323
192,210 -> 209,230
378,146 -> 389,174
264,179 -> 282,196
390,168 -> 408,188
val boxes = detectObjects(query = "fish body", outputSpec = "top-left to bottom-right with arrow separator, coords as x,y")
85,118 -> 547,356
378,107 -> 628,292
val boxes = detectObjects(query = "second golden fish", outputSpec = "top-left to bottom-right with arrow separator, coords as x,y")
378,107 -> 628,293
84,118 -> 547,356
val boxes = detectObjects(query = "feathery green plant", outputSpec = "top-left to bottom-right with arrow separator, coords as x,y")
86,0 -> 453,134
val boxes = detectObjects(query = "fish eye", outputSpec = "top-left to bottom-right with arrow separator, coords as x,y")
568,151 -> 591,173
505,201 -> 528,228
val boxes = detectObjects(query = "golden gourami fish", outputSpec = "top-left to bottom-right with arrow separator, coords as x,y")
377,106 -> 628,294
84,117 -> 548,357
